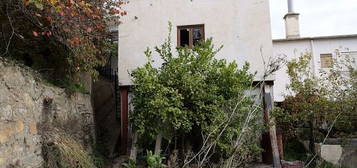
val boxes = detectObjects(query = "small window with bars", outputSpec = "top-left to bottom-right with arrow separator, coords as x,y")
320,54 -> 333,68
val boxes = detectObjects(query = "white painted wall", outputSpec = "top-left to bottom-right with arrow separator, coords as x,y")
273,36 -> 357,102
118,0 -> 274,86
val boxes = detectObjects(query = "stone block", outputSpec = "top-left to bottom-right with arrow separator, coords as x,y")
319,144 -> 343,165
0,121 -> 24,144
29,121 -> 38,135
0,157 -> 5,166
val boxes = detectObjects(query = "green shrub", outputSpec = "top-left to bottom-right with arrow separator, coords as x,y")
146,151 -> 166,168
131,29 -> 262,166
284,139 -> 308,161
122,159 -> 137,168
0,0 -> 122,81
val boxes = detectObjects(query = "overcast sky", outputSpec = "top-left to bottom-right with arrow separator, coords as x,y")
270,0 -> 357,39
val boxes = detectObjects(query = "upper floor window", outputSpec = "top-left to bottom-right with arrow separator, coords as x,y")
177,24 -> 205,48
320,53 -> 333,68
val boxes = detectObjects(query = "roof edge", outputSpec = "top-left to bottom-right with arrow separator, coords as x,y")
273,34 -> 357,42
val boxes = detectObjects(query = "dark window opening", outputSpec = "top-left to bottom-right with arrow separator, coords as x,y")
180,28 -> 190,47
177,24 -> 204,48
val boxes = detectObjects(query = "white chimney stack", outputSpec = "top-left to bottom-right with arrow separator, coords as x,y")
284,0 -> 300,38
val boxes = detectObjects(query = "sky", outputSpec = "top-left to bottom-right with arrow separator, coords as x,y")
270,0 -> 357,39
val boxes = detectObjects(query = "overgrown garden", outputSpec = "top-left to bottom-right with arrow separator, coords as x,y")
274,53 -> 357,167
126,28 -> 272,167
1,1 -> 356,168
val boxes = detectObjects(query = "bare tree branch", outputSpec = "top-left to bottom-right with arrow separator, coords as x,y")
1,4 -> 15,57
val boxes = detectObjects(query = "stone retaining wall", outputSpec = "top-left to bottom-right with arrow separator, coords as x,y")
0,58 -> 95,168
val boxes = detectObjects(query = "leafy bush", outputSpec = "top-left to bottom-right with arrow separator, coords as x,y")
275,53 -> 357,156
146,151 -> 166,168
283,139 -> 308,161
122,159 -> 137,168
131,30 -> 262,165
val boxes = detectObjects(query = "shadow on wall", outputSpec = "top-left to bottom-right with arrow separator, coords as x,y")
341,150 -> 357,168
92,77 -> 121,158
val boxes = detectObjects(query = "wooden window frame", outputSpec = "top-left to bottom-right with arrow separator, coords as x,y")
177,24 -> 205,48
320,53 -> 333,68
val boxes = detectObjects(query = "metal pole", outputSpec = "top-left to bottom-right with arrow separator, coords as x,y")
288,0 -> 294,13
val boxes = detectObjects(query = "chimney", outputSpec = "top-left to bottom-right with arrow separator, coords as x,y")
284,0 -> 300,38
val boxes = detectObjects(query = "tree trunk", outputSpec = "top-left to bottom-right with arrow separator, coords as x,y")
129,132 -> 138,161
269,124 -> 282,168
155,133 -> 163,155
309,120 -> 316,167
308,121 -> 316,153
263,84 -> 282,168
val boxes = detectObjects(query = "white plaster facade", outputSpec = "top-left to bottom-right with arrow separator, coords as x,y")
273,35 -> 357,102
118,0 -> 274,86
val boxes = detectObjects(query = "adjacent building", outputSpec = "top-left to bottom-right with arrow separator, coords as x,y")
273,0 -> 357,102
